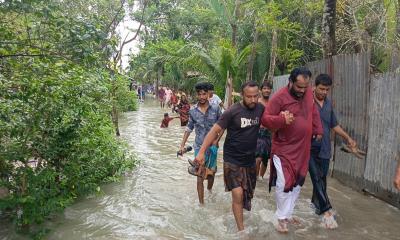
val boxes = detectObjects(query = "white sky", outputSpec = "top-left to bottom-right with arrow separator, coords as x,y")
115,3 -> 141,71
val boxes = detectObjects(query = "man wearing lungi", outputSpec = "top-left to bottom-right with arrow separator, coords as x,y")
195,81 -> 264,231
255,81 -> 273,180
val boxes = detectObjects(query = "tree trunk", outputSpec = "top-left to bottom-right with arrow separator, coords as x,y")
231,0 -> 240,48
264,28 -> 278,83
224,70 -> 233,109
225,0 -> 240,105
110,73 -> 120,136
344,1 -> 370,53
112,105 -> 120,136
322,0 -> 337,58
156,65 -> 162,91
156,67 -> 160,94
231,24 -> 237,48
246,27 -> 259,82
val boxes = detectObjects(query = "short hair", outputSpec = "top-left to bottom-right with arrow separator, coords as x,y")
206,82 -> 214,91
260,81 -> 273,89
194,82 -> 209,93
315,74 -> 333,86
289,67 -> 312,83
241,81 -> 258,93
164,113 -> 169,117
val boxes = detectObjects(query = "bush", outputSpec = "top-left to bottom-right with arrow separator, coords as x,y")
114,74 -> 138,112
0,59 -> 136,231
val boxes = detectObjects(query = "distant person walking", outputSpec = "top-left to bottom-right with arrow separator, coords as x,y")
176,94 -> 190,126
165,87 -> 173,108
158,87 -> 166,108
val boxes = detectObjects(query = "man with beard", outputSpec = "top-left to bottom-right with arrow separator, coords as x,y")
310,74 -> 357,229
179,82 -> 222,204
195,81 -> 264,231
261,67 -> 323,233
255,81 -> 273,180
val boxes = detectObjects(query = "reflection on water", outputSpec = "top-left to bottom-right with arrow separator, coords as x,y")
1,99 -> 399,240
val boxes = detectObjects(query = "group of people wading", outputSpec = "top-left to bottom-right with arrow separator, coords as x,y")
167,66 -> 399,234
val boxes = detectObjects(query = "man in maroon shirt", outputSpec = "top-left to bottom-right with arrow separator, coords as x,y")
158,87 -> 166,108
261,67 -> 323,233
160,113 -> 179,128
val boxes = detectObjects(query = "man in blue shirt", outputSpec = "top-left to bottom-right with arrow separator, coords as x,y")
310,74 -> 357,229
179,82 -> 222,204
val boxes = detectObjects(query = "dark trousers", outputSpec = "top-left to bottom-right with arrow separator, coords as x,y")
308,155 -> 332,215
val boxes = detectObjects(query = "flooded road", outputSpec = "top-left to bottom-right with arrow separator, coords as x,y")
2,99 -> 400,239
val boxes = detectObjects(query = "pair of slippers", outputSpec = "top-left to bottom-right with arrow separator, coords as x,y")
188,159 -> 214,178
188,159 -> 202,177
340,144 -> 366,159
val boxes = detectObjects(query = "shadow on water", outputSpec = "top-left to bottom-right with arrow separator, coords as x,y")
1,98 -> 400,240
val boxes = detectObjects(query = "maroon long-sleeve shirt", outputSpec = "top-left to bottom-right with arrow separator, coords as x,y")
261,85 -> 323,192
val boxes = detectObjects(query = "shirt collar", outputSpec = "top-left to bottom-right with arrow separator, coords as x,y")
194,102 -> 212,112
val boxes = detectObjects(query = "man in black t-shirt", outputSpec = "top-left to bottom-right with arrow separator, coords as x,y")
195,81 -> 264,232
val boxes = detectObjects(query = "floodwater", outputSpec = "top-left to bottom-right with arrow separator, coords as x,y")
1,99 -> 400,240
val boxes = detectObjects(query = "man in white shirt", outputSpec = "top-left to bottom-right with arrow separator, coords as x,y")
165,87 -> 173,108
207,83 -> 225,110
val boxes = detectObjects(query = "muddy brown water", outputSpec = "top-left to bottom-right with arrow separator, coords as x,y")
1,99 -> 400,240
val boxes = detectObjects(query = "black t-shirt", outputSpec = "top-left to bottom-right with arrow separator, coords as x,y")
217,102 -> 265,167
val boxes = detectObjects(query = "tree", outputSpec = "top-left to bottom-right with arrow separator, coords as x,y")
0,1 -> 137,234
322,0 -> 337,58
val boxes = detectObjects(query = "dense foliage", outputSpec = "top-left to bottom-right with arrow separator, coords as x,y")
1,0 -> 399,236
128,0 -> 399,97
0,0 -> 137,234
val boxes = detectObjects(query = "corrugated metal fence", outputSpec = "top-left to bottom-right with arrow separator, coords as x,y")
273,52 -> 400,208
364,72 -> 400,199
329,53 -> 371,190
272,74 -> 289,93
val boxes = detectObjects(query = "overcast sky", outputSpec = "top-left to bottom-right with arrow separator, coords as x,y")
115,4 -> 141,71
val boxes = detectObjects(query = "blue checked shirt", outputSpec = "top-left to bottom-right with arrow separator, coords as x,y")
186,104 -> 222,151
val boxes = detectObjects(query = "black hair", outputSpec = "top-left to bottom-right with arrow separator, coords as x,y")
289,67 -> 312,83
315,74 -> 333,86
164,113 -> 169,117
194,82 -> 209,93
241,81 -> 258,93
260,81 -> 273,89
206,82 -> 214,91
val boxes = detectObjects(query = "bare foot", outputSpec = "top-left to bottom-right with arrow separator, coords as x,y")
237,229 -> 250,240
276,219 -> 289,233
285,216 -> 302,226
321,211 -> 338,229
